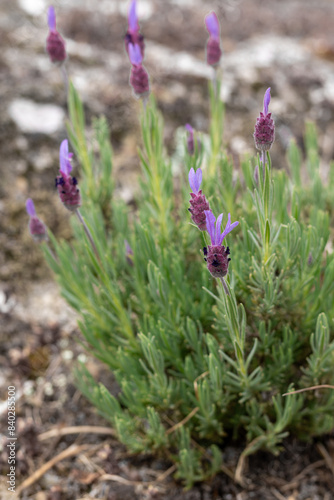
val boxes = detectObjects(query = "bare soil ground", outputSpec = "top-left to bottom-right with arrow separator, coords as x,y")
1,0 -> 334,498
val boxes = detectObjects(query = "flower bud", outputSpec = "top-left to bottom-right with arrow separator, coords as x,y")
55,174 -> 81,211
56,140 -> 81,211
254,88 -> 275,151
188,168 -> 210,231
205,12 -> 222,67
26,199 -> 48,242
203,245 -> 230,278
46,6 -> 66,64
185,124 -> 195,156
128,43 -> 150,98
204,210 -> 239,279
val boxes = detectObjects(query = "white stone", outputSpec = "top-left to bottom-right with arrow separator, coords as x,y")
8,99 -> 65,134
18,0 -> 46,16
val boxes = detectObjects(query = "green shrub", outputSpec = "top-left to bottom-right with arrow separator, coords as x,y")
43,77 -> 334,487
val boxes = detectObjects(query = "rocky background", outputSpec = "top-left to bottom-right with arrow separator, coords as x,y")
1,0 -> 334,498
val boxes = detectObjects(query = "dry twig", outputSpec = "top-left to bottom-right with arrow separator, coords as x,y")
280,459 -> 325,492
38,425 -> 116,441
317,443 -> 334,476
283,384 -> 334,396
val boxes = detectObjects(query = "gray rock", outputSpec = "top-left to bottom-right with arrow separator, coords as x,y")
8,99 -> 65,134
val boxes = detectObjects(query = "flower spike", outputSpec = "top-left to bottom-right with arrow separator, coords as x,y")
128,43 -> 150,98
205,11 -> 222,67
125,239 -> 134,266
46,5 -> 67,64
188,168 -> 210,231
26,199 -> 48,242
203,210 -> 239,278
55,140 -> 81,211
254,87 -> 275,151
185,124 -> 195,156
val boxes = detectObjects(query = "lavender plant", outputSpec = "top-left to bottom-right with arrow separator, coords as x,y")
27,4 -> 334,487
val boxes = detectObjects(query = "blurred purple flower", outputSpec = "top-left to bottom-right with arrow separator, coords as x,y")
124,239 -> 134,266
203,210 -> 239,278
188,168 -> 210,231
205,12 -> 222,67
46,6 -> 66,64
254,87 -> 275,151
185,124 -> 195,156
125,0 -> 145,58
26,199 -> 48,242
55,140 -> 81,211
128,43 -> 150,97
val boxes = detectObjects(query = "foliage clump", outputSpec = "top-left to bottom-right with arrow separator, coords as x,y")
38,4 -> 334,487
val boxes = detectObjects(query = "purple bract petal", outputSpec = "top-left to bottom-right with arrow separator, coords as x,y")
128,43 -> 142,65
205,12 -> 220,38
128,0 -> 139,33
125,239 -> 133,256
48,5 -> 56,31
59,139 -> 73,175
26,198 -> 36,217
205,210 -> 216,244
215,213 -> 223,245
188,168 -> 202,194
220,213 -> 239,243
185,123 -> 193,133
263,87 -> 271,115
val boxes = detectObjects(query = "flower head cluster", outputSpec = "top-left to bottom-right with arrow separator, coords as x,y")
124,239 -> 134,266
55,140 -> 81,211
205,12 -> 222,67
188,168 -> 239,279
254,87 -> 275,151
124,1 -> 149,98
188,168 -> 210,231
26,199 -> 48,242
203,211 -> 239,278
185,124 -> 195,156
128,43 -> 150,97
124,0 -> 145,58
46,6 -> 66,64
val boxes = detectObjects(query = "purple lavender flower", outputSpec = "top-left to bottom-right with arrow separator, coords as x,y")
55,140 -> 81,211
46,6 -> 66,64
128,43 -> 150,97
254,87 -> 275,151
205,12 -> 222,67
125,0 -> 145,58
188,168 -> 210,231
26,199 -> 48,242
185,124 -> 195,156
203,210 -> 239,278
124,239 -> 134,266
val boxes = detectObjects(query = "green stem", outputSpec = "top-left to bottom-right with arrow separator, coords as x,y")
75,209 -> 100,263
219,277 -> 229,296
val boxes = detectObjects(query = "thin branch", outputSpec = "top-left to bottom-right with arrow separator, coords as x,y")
38,425 -> 116,441
166,407 -> 199,435
283,384 -> 334,396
